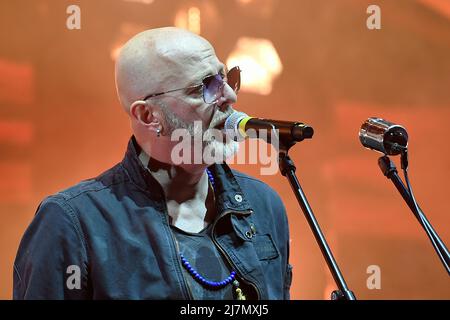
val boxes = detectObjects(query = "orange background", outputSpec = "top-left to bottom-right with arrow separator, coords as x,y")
1,0 -> 449,299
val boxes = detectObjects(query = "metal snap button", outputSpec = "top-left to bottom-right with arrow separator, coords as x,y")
245,231 -> 253,239
250,224 -> 256,235
234,194 -> 243,202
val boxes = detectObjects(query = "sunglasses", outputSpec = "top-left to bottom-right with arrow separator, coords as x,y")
142,66 -> 241,104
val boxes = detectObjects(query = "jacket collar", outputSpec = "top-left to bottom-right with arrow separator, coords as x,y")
121,136 -> 253,214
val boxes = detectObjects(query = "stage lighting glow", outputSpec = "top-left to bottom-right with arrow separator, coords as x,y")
419,0 -> 450,20
123,0 -> 154,4
111,46 -> 122,61
174,6 -> 201,34
226,38 -> 282,95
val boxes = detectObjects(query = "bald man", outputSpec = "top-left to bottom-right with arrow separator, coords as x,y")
13,27 -> 292,300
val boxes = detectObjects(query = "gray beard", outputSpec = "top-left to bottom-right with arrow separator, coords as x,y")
160,104 -> 240,162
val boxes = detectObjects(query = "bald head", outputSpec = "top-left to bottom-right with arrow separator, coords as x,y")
115,27 -> 215,114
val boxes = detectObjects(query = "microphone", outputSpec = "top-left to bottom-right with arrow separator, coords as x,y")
224,111 -> 314,143
359,117 -> 408,155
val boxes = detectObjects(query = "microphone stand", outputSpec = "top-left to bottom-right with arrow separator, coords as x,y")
278,137 -> 356,300
378,155 -> 450,275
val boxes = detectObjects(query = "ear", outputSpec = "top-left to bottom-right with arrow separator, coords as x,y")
130,100 -> 161,133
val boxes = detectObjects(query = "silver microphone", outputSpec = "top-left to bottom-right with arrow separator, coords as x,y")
224,111 -> 314,143
359,117 -> 408,155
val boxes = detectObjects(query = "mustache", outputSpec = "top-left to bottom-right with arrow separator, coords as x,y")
209,106 -> 235,129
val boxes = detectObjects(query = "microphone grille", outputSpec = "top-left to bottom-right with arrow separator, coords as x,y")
224,111 -> 248,141
224,111 -> 248,131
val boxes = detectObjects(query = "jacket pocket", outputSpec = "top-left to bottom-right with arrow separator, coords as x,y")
252,234 -> 280,261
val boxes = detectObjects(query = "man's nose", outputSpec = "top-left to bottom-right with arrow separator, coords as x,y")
216,82 -> 237,110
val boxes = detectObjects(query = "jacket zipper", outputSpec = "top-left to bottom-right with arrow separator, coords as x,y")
168,228 -> 195,299
211,209 -> 261,300
159,197 -> 194,300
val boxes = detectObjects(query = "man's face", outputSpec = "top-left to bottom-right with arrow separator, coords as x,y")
154,39 -> 240,164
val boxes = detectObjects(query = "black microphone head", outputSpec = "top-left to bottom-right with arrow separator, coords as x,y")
299,124 -> 314,139
359,117 -> 408,155
291,123 -> 314,141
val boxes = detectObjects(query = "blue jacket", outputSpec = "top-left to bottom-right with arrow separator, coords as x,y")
13,137 -> 292,299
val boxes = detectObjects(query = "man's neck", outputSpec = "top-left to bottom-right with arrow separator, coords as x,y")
151,162 -> 209,203
139,151 -> 208,200
139,150 -> 216,233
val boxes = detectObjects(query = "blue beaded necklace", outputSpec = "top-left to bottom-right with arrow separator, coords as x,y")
180,254 -> 236,289
179,169 -> 243,296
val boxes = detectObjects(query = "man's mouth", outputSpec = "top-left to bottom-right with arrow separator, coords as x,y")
211,114 -> 232,130
212,119 -> 227,130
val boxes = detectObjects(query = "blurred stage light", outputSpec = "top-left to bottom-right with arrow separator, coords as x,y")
419,0 -> 450,20
111,46 -> 122,61
174,6 -> 201,34
226,37 -> 282,95
123,0 -> 154,4
235,0 -> 276,18
0,59 -> 35,105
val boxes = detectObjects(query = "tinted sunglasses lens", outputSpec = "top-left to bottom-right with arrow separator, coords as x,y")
203,74 -> 223,103
227,67 -> 241,92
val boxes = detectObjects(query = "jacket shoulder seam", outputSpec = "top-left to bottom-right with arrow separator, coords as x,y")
45,196 -> 90,269
56,166 -> 129,201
